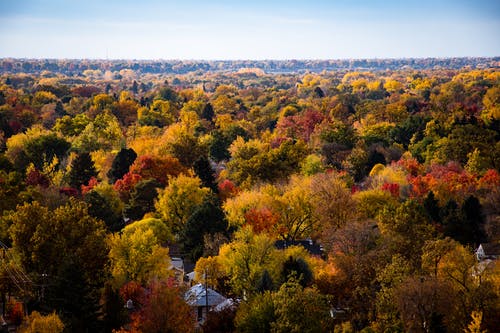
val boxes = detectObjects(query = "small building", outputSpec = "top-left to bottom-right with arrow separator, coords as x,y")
169,257 -> 185,283
476,243 -> 500,261
184,283 -> 227,324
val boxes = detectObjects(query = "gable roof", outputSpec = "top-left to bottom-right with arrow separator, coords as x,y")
184,283 -> 226,307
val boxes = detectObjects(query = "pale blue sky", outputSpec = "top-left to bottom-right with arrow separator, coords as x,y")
0,0 -> 499,59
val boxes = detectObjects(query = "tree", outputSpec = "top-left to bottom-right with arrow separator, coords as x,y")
155,174 -> 211,233
235,279 -> 333,333
68,152 -> 98,190
6,199 -> 108,331
124,179 -> 161,221
272,279 -> 333,333
19,311 -> 64,333
101,283 -> 128,333
108,218 -> 173,286
180,197 -> 229,261
280,256 -> 313,287
23,133 -> 70,170
73,111 -> 124,152
227,137 -> 308,188
127,280 -> 195,333
201,102 -> 215,121
395,276 -> 451,333
235,291 -> 276,333
107,147 -> 137,184
201,305 -> 237,333
84,185 -> 124,232
309,172 -> 356,248
193,155 -> 217,191
377,200 -> 435,267
127,154 -> 187,186
218,226 -> 278,297
7,199 -> 108,286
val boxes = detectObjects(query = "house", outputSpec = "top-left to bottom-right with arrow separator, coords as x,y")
275,238 -> 325,257
184,283 -> 227,324
170,257 -> 185,282
475,243 -> 500,261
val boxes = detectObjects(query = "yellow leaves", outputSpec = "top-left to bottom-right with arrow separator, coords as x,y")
215,113 -> 233,131
212,94 -> 238,114
341,71 -> 375,84
368,163 -> 409,190
127,125 -> 163,156
19,311 -> 64,333
223,186 -> 275,228
301,74 -> 322,87
108,217 -> 173,286
481,86 -> 500,123
351,79 -> 368,93
155,174 -> 211,231
194,256 -> 224,289
384,79 -> 403,93
353,189 -> 397,219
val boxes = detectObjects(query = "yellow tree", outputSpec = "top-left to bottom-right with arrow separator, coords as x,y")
218,226 -> 279,297
108,218 -> 173,286
155,174 -> 211,233
309,172 -> 356,248
193,256 -> 225,289
19,311 -> 64,333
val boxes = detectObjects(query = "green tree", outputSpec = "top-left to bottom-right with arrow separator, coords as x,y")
124,179 -> 161,221
218,226 -> 278,297
272,279 -> 333,333
180,197 -> 229,261
235,291 -> 276,333
108,217 -> 172,286
68,152 -> 98,190
6,199 -> 108,331
24,134 -> 70,171
155,174 -> 211,233
84,189 -> 124,232
107,147 -> 137,184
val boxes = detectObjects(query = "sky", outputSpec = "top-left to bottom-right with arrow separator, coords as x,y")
0,0 -> 499,60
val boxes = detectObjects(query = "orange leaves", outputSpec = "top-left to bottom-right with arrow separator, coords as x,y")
128,154 -> 186,186
244,207 -> 279,235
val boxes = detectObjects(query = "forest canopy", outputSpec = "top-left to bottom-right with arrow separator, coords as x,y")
0,58 -> 499,332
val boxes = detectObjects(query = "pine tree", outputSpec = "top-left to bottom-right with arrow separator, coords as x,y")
68,152 -> 97,190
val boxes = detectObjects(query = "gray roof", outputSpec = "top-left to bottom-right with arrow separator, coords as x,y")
184,283 -> 226,307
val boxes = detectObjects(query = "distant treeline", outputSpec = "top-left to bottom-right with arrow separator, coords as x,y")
1,57 -> 499,75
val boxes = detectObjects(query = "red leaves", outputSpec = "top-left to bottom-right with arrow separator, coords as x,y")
408,162 -> 478,202
218,179 -> 239,201
276,109 -> 325,142
381,182 -> 400,197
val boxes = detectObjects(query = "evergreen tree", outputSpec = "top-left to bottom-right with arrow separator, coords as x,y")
84,190 -> 124,232
180,197 -> 229,261
424,191 -> 441,223
193,156 -> 217,192
68,152 -> 98,190
124,179 -> 161,221
202,102 -> 215,121
107,147 -> 137,184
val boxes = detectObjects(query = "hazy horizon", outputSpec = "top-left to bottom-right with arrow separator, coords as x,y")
1,0 -> 499,60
